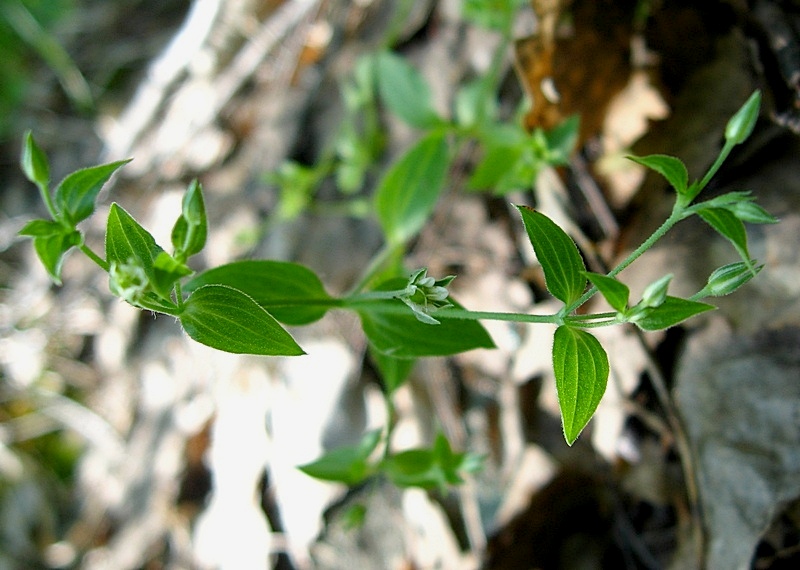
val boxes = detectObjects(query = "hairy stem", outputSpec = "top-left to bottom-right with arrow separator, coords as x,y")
79,243 -> 109,272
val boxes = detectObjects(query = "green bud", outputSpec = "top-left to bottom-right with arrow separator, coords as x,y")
640,274 -> 673,308
725,91 -> 761,145
699,261 -> 763,297
21,131 -> 50,189
398,269 -> 455,325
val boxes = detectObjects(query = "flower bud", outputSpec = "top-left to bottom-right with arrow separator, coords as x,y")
725,91 -> 761,145
701,261 -> 762,297
640,274 -> 672,308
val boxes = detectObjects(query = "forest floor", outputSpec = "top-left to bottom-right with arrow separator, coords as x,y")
1,1 -> 800,569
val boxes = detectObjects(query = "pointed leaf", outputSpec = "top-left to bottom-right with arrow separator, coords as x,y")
516,206 -> 586,305
19,219 -> 66,238
376,51 -> 442,128
171,179 -> 207,259
298,429 -> 382,485
180,284 -> 304,356
55,160 -> 131,225
184,260 -> 332,326
382,448 -> 443,489
628,154 -> 688,195
697,207 -> 752,269
105,203 -> 162,279
583,272 -> 629,312
543,115 -> 580,165
370,347 -> 415,395
375,133 -> 450,245
33,231 -> 81,284
21,131 -> 50,188
467,144 -> 522,191
729,201 -> 778,225
152,251 -> 193,296
552,326 -> 609,445
633,296 -> 715,331
356,279 -> 495,358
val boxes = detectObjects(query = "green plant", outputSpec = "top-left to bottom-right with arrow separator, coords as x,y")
18,88 -> 774,491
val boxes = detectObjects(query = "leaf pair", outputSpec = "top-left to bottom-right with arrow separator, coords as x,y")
299,430 -> 482,491
19,132 -> 130,283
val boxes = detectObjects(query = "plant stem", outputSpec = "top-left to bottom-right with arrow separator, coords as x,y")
696,139 -> 735,195
79,243 -> 108,272
428,307 -> 559,325
565,206 -> 686,314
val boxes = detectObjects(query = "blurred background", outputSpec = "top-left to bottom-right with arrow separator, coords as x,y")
1,0 -> 800,568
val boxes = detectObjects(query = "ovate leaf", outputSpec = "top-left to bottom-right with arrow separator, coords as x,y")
697,207 -> 752,270
376,51 -> 442,128
105,203 -> 162,280
516,206 -> 586,305
628,154 -> 688,195
298,429 -> 382,485
729,201 -> 778,225
184,260 -> 332,326
33,230 -> 81,284
552,326 -> 609,445
375,133 -> 450,245
171,179 -> 207,260
54,160 -> 131,225
180,284 -> 304,356
357,279 -> 495,358
632,296 -> 715,331
19,219 -> 66,237
583,272 -> 629,312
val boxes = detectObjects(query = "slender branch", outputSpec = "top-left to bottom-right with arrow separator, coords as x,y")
565,208 -> 685,315
79,244 -> 109,272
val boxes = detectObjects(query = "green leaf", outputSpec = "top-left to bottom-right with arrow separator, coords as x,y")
171,179 -> 207,259
19,219 -> 65,237
184,260 -> 332,326
381,433 -> 480,490
21,131 -> 50,188
180,284 -> 304,356
454,77 -> 496,129
375,51 -> 442,128
105,203 -> 171,297
382,448 -> 442,489
728,201 -> 778,225
632,296 -> 715,331
33,231 -> 81,284
357,279 -> 495,358
583,272 -> 629,312
54,160 -> 131,225
467,144 -> 522,191
696,207 -> 752,269
552,326 -> 609,445
516,206 -> 587,305
725,90 -> 761,145
152,251 -> 193,296
543,115 -> 580,165
370,347 -> 415,394
375,133 -> 450,245
627,154 -> 688,195
298,429 -> 382,485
